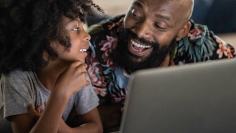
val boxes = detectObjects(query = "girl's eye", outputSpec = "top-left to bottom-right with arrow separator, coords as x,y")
72,24 -> 80,31
73,27 -> 80,31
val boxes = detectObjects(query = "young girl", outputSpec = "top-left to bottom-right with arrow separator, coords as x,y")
0,0 -> 103,133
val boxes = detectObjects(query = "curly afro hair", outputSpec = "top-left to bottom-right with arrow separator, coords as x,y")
0,0 -> 103,74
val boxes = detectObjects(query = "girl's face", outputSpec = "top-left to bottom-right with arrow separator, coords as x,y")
53,17 -> 91,63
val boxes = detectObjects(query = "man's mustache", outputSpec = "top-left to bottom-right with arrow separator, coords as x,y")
126,29 -> 159,48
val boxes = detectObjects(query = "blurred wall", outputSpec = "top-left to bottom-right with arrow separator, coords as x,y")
191,0 -> 236,34
93,0 -> 132,16
90,0 -> 236,47
93,0 -> 236,34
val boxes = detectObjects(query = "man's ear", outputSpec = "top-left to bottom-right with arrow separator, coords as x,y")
176,21 -> 191,41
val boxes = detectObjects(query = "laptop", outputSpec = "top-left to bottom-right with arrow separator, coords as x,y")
120,58 -> 236,133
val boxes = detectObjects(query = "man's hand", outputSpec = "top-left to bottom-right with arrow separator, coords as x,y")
28,101 -> 47,123
159,53 -> 175,67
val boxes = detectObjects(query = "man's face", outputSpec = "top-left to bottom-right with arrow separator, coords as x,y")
122,0 -> 191,63
113,0 -> 192,73
113,26 -> 176,73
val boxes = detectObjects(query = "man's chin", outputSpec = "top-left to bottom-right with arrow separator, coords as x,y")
128,55 -> 145,63
127,48 -> 151,63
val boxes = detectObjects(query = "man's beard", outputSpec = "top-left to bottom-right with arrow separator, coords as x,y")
112,25 -> 177,74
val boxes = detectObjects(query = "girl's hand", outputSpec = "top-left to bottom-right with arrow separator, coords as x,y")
54,61 -> 90,95
28,104 -> 43,123
28,101 -> 47,123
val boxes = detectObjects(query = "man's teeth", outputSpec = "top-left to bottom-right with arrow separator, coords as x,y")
80,49 -> 87,52
131,40 -> 151,48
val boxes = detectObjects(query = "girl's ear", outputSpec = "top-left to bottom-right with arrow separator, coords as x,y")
176,21 -> 191,41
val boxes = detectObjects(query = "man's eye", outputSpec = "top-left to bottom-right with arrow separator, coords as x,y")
132,12 -> 137,17
154,23 -> 165,30
131,9 -> 141,18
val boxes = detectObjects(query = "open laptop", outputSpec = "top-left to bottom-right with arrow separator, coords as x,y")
120,58 -> 236,133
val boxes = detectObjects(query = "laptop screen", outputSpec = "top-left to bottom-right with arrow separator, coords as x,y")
120,58 -> 236,133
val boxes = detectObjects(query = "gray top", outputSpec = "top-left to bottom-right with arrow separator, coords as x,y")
0,70 -> 99,122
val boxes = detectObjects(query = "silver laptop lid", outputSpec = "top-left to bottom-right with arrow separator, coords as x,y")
120,58 -> 236,133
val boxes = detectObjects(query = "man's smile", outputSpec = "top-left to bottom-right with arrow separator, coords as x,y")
128,38 -> 153,57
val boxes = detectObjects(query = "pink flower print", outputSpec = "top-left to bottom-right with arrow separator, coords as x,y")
217,43 -> 227,58
123,70 -> 130,78
86,52 -> 95,65
112,87 -> 128,103
116,17 -> 124,32
226,48 -> 233,58
107,17 -> 124,31
116,17 -> 124,26
87,61 -> 107,88
100,36 -> 118,61
216,36 -> 232,58
101,36 -> 118,52
108,22 -> 116,30
99,40 -> 106,46
112,90 -> 126,103
188,29 -> 202,40
94,87 -> 107,97
107,57 -> 115,70
178,60 -> 186,65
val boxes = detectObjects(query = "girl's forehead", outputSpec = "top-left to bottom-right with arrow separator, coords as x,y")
62,16 -> 81,24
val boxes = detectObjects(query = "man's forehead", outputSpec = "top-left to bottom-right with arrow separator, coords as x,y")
133,0 -> 193,22
134,0 -> 192,10
134,0 -> 143,2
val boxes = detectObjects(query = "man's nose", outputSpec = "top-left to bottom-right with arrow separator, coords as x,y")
133,20 -> 152,39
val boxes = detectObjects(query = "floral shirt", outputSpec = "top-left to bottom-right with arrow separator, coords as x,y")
86,14 -> 235,105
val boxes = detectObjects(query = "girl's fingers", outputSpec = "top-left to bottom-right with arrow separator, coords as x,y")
78,64 -> 88,72
85,80 -> 90,86
71,61 -> 83,68
36,105 -> 43,113
28,104 -> 37,114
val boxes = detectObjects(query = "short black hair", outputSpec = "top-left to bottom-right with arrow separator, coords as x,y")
0,0 -> 103,74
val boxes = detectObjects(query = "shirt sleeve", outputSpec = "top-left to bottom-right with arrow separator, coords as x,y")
2,71 -> 35,122
74,74 -> 99,115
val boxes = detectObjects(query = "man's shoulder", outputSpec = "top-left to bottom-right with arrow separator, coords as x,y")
175,20 -> 235,64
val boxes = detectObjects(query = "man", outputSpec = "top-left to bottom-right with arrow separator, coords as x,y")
86,0 -> 235,132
